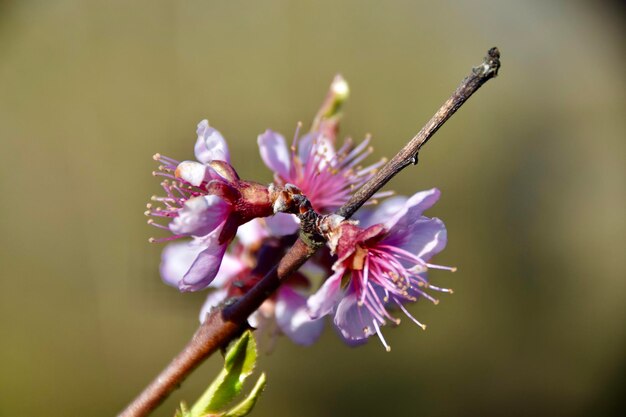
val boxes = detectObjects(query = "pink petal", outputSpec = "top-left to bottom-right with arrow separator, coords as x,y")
195,119 -> 230,163
384,188 -> 441,231
307,269 -> 344,319
257,130 -> 291,179
179,237 -> 229,292
159,241 -> 206,287
358,195 -> 408,228
236,218 -> 269,247
297,133 -> 336,168
210,252 -> 246,288
169,195 -> 230,237
333,290 -> 380,345
175,160 -> 210,187
276,286 -> 325,346
265,213 -> 299,236
199,288 -> 228,323
383,217 -> 447,262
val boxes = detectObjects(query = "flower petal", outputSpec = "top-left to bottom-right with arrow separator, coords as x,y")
307,269 -> 344,319
179,237 -> 229,291
159,241 -> 206,287
236,218 -> 269,248
384,188 -> 441,231
383,217 -> 447,262
276,286 -> 325,346
265,213 -> 299,236
210,252 -> 246,288
358,195 -> 408,228
257,130 -> 291,179
175,161 -> 210,187
333,290 -> 381,344
169,195 -> 230,237
195,119 -> 230,163
199,288 -> 228,323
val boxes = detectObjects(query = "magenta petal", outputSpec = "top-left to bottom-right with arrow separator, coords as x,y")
384,217 -> 447,262
384,188 -> 441,231
307,269 -> 344,319
198,288 -> 228,323
265,213 -> 299,236
169,195 -> 230,237
358,195 -> 408,228
333,291 -> 381,344
195,119 -> 230,163
159,241 -> 206,287
211,252 -> 246,288
257,130 -> 291,179
296,133 -> 314,163
276,286 -> 325,346
179,238 -> 229,292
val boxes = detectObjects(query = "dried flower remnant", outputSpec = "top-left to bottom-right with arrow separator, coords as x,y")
309,188 -> 455,351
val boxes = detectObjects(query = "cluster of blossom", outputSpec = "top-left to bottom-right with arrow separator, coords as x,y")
146,76 -> 454,351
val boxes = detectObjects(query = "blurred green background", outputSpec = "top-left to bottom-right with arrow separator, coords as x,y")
1,1 -> 624,416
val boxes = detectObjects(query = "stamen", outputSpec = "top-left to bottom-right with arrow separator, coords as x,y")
426,284 -> 454,294
149,234 -> 183,243
291,122 -> 303,153
359,257 -> 370,305
426,263 -> 457,272
373,320 -> 391,352
147,219 -> 170,231
396,301 -> 427,330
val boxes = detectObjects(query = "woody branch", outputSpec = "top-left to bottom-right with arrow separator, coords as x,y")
119,47 -> 501,417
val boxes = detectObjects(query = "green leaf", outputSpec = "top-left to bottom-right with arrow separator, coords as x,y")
190,330 -> 258,417
224,329 -> 257,377
222,373 -> 267,417
174,401 -> 191,417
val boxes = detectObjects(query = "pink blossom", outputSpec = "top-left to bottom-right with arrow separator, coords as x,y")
258,128 -> 389,213
147,120 -> 274,291
192,218 -> 325,346
308,188 -> 455,351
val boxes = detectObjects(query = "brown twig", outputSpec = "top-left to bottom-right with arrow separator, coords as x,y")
119,47 -> 500,417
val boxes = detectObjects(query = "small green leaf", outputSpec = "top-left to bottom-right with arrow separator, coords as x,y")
174,401 -> 191,417
224,330 -> 257,377
190,331 -> 259,416
222,373 -> 267,417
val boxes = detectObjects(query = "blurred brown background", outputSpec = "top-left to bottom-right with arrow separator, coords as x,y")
1,1 -> 624,416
